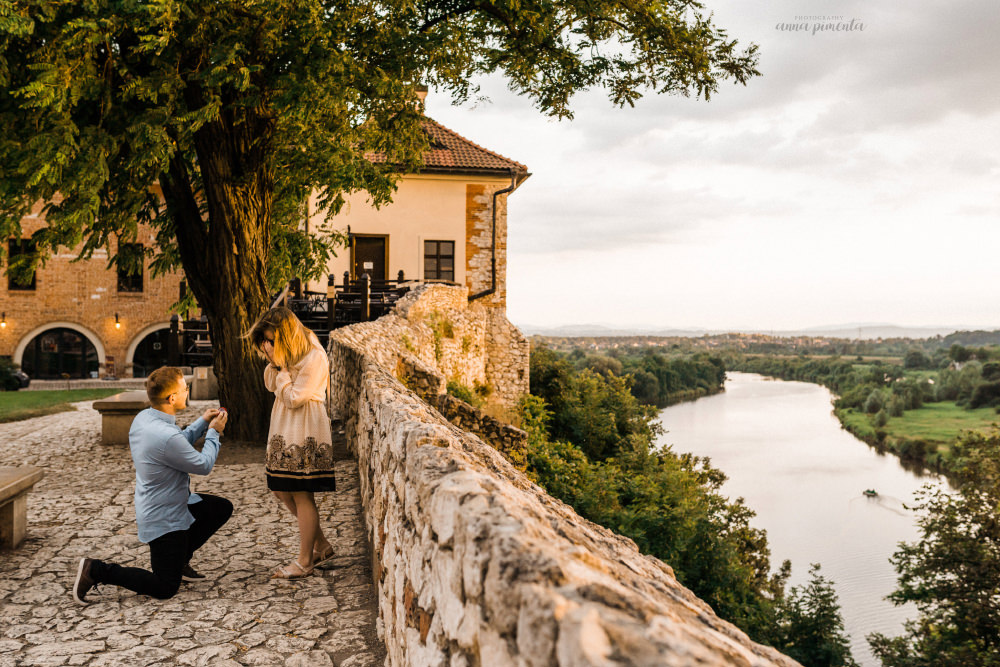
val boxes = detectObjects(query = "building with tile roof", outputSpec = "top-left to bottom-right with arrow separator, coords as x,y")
1,109 -> 529,380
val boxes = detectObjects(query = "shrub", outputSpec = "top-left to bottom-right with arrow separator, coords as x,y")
969,380 -> 1000,409
446,379 -> 482,408
864,389 -> 885,414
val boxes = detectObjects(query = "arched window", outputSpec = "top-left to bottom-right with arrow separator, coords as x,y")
130,328 -> 171,378
20,328 -> 99,379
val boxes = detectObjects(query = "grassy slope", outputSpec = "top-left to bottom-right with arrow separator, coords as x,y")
0,389 -> 123,423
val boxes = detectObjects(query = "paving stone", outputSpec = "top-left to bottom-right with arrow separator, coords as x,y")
284,651 -> 335,667
0,641 -> 23,654
104,633 -> 141,650
89,646 -> 174,666
239,648 -> 286,666
176,643 -> 238,666
265,635 -> 316,653
23,640 -> 105,657
0,402 -> 384,666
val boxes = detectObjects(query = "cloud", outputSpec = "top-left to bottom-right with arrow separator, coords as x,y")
427,0 -> 1000,329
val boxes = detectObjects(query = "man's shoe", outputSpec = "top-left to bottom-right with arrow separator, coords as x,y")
73,558 -> 98,605
182,564 -> 206,582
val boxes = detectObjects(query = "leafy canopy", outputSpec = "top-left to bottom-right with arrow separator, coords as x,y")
868,429 -> 1000,667
0,0 -> 759,287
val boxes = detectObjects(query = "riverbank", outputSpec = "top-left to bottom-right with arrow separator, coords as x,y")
836,402 -> 997,476
656,372 -> 944,667
660,384 -> 725,407
726,356 -> 999,479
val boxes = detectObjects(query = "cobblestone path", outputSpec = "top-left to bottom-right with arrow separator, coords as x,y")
0,401 -> 384,667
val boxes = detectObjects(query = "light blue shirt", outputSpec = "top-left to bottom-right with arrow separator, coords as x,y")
128,408 -> 221,543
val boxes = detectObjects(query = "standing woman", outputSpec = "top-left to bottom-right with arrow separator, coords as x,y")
251,306 -> 336,578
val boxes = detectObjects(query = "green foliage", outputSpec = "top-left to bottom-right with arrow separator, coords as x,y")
949,344 -> 973,363
903,349 -> 932,369
530,347 -> 659,461
982,362 -> 1000,382
426,312 -> 455,362
777,565 -> 859,667
730,354 -> 1000,477
869,430 -> 1000,667
969,380 -> 1000,409
1,0 -> 758,440
865,389 -> 886,414
551,347 -> 726,408
523,349 -> 854,661
0,0 -> 759,276
446,379 -> 482,408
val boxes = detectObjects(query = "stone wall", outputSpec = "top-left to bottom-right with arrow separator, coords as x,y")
327,332 -> 802,667
434,394 -> 527,471
329,283 -> 528,409
465,184 -> 510,310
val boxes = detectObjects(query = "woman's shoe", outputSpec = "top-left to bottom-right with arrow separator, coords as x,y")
312,544 -> 335,569
272,559 -> 314,579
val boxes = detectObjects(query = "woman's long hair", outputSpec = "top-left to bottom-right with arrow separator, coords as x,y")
248,306 -> 316,368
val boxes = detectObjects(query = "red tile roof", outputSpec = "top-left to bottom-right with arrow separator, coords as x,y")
366,117 -> 528,177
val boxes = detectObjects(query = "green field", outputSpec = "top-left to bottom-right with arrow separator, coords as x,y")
0,389 -> 122,423
885,402 -> 998,446
839,401 -> 999,465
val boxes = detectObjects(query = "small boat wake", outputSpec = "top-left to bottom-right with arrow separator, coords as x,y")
852,492 -> 909,517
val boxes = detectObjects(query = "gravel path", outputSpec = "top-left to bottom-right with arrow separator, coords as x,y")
0,400 -> 384,667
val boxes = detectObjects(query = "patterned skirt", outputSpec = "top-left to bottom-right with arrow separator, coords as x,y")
265,434 -> 337,492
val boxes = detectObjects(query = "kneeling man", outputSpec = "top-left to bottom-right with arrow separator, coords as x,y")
74,367 -> 230,603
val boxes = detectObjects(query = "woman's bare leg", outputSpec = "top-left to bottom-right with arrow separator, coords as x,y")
272,490 -> 297,516
291,492 -> 318,567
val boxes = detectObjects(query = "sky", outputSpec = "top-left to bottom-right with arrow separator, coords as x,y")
427,0 -> 1000,332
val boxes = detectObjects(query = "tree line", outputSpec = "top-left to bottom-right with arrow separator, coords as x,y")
563,347 -> 727,409
522,346 -> 857,667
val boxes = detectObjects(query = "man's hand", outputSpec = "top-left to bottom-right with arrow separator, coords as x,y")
202,408 -> 220,422
209,411 -> 228,434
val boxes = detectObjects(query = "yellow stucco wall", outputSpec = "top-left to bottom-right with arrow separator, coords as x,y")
308,173 -> 511,292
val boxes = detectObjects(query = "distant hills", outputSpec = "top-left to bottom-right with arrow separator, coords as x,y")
518,323 -> 994,340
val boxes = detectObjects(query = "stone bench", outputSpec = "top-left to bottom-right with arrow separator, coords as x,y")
93,390 -> 150,445
0,466 -> 45,549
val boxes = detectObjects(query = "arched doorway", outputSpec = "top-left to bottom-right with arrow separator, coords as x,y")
20,328 -> 100,379
130,328 -> 171,378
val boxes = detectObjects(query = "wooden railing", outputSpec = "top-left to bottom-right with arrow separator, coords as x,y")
167,272 -> 416,367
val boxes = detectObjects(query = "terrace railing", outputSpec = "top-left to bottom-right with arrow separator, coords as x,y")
167,272 -> 416,367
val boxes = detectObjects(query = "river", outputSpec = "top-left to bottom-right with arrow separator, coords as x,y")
654,372 -> 946,667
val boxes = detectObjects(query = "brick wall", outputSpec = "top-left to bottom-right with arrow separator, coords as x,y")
0,210 -> 184,377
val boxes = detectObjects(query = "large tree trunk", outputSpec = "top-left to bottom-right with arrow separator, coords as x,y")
160,106 -> 279,443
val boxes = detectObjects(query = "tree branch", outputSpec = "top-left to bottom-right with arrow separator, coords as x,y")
419,2 -> 514,32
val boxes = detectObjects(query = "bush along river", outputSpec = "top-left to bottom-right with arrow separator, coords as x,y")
655,372 -> 948,667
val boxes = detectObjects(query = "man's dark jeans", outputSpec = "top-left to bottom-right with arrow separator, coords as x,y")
93,494 -> 233,599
